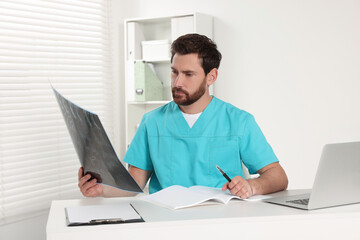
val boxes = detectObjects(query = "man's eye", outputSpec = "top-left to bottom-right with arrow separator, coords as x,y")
186,73 -> 193,77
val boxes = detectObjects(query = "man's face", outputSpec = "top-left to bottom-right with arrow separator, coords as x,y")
171,53 -> 207,106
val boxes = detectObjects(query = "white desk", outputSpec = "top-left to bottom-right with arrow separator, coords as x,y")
46,189 -> 360,240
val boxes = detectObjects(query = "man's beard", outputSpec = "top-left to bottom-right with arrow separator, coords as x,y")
172,78 -> 207,106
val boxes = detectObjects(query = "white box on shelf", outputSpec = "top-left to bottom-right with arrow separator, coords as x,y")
141,40 -> 171,61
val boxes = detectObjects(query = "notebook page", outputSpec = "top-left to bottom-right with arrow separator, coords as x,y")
141,185 -> 220,209
189,186 -> 241,204
190,186 -> 271,202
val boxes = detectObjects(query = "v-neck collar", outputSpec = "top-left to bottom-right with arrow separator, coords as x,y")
172,96 -> 217,136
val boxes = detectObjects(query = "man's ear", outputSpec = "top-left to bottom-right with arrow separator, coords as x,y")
206,68 -> 218,86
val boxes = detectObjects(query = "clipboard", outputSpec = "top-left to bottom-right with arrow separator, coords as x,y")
65,203 -> 144,226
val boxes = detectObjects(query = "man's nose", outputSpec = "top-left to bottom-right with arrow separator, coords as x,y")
173,74 -> 184,87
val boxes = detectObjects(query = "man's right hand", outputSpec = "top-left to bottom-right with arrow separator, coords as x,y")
78,167 -> 104,197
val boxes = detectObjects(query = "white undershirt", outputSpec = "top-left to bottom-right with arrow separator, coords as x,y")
181,112 -> 202,128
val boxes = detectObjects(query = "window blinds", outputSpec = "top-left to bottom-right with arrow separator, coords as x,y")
0,0 -> 113,224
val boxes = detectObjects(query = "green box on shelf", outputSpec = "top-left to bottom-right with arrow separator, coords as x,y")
134,60 -> 163,101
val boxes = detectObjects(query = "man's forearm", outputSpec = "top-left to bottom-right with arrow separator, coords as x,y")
100,185 -> 138,198
100,165 -> 151,198
248,163 -> 288,195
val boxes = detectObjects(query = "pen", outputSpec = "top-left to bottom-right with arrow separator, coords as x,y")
89,218 -> 124,224
215,165 -> 232,182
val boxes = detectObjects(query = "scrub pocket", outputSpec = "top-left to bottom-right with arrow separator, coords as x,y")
208,138 -> 241,178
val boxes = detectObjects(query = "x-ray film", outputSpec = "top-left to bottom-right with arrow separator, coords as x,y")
52,86 -> 143,193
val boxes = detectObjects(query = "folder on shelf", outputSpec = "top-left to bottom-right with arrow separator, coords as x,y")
65,203 -> 144,226
134,60 -> 163,101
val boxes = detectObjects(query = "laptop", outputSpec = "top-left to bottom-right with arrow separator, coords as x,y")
264,142 -> 360,210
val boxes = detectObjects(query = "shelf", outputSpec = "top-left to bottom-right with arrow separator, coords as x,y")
124,13 -> 213,149
128,100 -> 170,105
126,13 -> 193,24
135,58 -> 171,63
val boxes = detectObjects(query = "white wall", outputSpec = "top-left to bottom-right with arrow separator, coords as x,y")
110,0 -> 138,156
116,0 -> 360,189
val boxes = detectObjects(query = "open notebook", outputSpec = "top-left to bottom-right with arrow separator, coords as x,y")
141,185 -> 270,210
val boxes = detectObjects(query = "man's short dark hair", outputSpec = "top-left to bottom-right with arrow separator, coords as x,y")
171,33 -> 222,75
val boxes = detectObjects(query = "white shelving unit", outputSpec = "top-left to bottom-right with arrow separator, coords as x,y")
124,13 -> 213,148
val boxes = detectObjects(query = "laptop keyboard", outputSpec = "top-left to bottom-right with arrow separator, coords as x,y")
286,198 -> 309,206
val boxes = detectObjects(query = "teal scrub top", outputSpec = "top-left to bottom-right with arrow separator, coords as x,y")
123,97 -> 279,194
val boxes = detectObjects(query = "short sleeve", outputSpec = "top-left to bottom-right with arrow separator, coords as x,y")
239,114 -> 279,174
123,115 -> 154,171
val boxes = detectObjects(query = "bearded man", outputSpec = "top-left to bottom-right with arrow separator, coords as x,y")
78,33 -> 288,199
